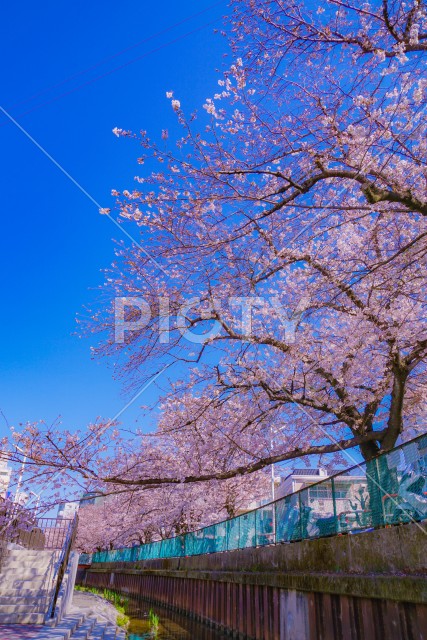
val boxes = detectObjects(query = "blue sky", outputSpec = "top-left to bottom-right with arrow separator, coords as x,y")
0,1 -> 227,439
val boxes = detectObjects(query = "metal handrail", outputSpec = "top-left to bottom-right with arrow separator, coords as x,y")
0,505 -> 74,551
47,513 -> 78,619
39,548 -> 60,614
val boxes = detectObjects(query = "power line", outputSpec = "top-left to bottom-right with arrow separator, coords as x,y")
1,6 -> 224,127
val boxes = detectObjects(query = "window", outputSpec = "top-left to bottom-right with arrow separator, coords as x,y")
335,484 -> 350,499
309,486 -> 332,500
308,483 -> 351,500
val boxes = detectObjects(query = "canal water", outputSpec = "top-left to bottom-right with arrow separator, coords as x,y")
126,599 -> 230,640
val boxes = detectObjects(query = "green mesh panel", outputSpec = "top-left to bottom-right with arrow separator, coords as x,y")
192,529 -> 206,555
200,524 -> 218,554
159,538 -> 169,558
378,437 -> 427,525
144,540 -> 161,560
333,473 -> 371,533
184,531 -> 196,556
118,547 -> 134,562
239,511 -> 256,549
215,522 -> 228,552
255,506 -> 274,546
226,516 -> 240,550
162,536 -> 183,558
275,493 -> 300,542
299,486 -> 316,538
135,545 -> 146,561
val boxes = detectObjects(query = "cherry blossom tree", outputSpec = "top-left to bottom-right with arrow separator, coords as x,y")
8,1 -> 427,497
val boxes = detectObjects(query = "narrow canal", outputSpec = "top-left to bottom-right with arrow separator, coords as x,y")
126,598 -> 230,640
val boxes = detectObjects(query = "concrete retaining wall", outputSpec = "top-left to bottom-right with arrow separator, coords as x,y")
80,522 -> 427,639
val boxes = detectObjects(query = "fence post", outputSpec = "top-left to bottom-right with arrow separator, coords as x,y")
298,492 -> 303,541
366,458 -> 385,528
377,457 -> 387,526
331,478 -> 338,534
274,502 -> 278,544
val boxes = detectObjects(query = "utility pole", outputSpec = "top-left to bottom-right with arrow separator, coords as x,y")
271,455 -> 275,501
14,445 -> 27,505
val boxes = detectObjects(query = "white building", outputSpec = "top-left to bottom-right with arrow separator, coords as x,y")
57,501 -> 79,520
0,458 -> 12,498
276,468 -> 368,517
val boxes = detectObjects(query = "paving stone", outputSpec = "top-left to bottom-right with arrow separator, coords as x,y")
30,629 -> 69,640
70,593 -> 118,627
0,625 -> 43,640
34,615 -> 85,639
67,618 -> 96,639
101,629 -> 117,640
87,621 -> 107,639
0,612 -> 46,624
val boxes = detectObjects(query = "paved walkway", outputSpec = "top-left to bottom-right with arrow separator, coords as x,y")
70,591 -> 118,626
0,591 -> 119,638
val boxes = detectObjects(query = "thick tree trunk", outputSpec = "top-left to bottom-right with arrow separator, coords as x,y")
359,365 -> 408,526
359,439 -> 381,461
381,366 -> 408,451
359,435 -> 389,527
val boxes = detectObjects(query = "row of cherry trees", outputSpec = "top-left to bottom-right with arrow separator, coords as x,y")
76,472 -> 269,552
6,1 -> 427,547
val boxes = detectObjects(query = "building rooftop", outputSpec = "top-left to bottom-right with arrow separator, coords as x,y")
292,469 -> 324,476
289,468 -> 351,477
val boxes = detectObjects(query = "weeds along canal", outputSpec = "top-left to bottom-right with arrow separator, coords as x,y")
126,598 -> 230,640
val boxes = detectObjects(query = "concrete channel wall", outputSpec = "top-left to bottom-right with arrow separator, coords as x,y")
79,522 -> 427,639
